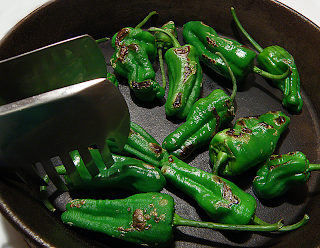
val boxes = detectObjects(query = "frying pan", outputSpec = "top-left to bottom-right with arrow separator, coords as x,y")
0,0 -> 320,247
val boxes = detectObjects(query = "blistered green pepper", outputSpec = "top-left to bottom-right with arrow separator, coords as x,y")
154,21 -> 178,88
162,52 -> 236,159
110,11 -> 165,101
252,151 -> 320,199
60,151 -> 166,193
182,21 -> 290,83
231,7 -> 302,113
61,192 -> 308,247
40,151 -> 166,211
160,155 -> 308,229
209,111 -> 290,177
107,121 -> 169,168
150,27 -> 203,119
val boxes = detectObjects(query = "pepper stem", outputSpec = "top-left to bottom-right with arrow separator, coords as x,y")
251,213 -> 309,232
173,213 -> 309,233
230,7 -> 263,53
252,66 -> 291,80
212,151 -> 228,175
158,47 -> 167,88
307,164 -> 320,172
149,27 -> 181,48
135,11 -> 158,29
173,213 -> 283,232
215,52 -> 237,101
95,37 -> 110,44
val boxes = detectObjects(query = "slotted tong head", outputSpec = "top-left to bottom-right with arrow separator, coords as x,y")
0,35 -> 130,191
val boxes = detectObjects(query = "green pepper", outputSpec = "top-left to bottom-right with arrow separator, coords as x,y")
61,192 -> 308,247
182,21 -> 291,83
153,21 -> 178,89
110,11 -> 165,101
252,151 -> 320,199
209,111 -> 290,177
150,27 -> 203,119
41,151 -> 166,211
62,151 -> 166,193
107,121 -> 169,168
162,52 -> 236,159
231,7 -> 303,113
160,155 -> 308,228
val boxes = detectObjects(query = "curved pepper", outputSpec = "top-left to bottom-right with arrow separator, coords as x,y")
61,192 -> 308,247
154,21 -> 178,88
106,121 -> 169,168
150,27 -> 203,119
162,52 -> 236,159
40,151 -> 166,212
209,111 -> 290,177
160,155 -> 308,230
231,7 -> 303,113
110,11 -> 165,101
182,21 -> 291,83
252,151 -> 315,199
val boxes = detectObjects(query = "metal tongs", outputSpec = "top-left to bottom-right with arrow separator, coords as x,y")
0,35 -> 130,191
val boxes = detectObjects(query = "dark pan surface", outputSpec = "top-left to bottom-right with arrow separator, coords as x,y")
1,0 -> 320,247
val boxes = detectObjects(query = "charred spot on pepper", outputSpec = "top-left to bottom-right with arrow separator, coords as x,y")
206,36 -> 218,47
132,209 -> 147,231
174,45 -> 190,58
173,92 -> 182,108
211,107 -> 221,134
183,65 -> 196,83
259,122 -> 274,129
149,143 -> 163,156
202,54 -> 216,64
115,28 -> 130,46
168,155 -> 174,162
242,128 -> 252,134
223,99 -> 232,108
270,154 -> 283,160
212,175 -> 240,207
227,108 -> 235,118
226,129 -> 244,138
269,161 -> 290,170
131,80 -> 151,90
114,45 -> 129,63
128,43 -> 139,52
179,144 -> 196,159
70,199 -> 86,208
274,116 -> 287,126
129,128 -> 138,137
236,120 -> 247,127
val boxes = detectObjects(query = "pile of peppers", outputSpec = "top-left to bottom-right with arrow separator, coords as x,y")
37,8 -> 314,247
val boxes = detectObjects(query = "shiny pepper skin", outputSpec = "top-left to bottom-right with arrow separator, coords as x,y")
209,111 -> 290,177
257,46 -> 303,113
107,121 -> 169,168
110,26 -> 165,101
253,151 -> 311,199
230,7 -> 303,113
182,21 -> 256,82
58,151 -> 166,193
149,26 -> 204,119
161,155 -> 257,224
61,192 -> 175,247
162,89 -> 235,159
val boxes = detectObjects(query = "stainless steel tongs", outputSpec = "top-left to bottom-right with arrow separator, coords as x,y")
0,35 -> 130,191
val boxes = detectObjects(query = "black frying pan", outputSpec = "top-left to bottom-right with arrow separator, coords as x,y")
0,0 -> 320,247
